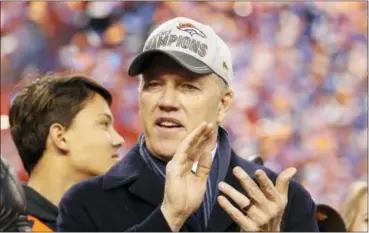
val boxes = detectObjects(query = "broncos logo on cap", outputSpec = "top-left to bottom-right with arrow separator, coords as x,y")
177,23 -> 207,38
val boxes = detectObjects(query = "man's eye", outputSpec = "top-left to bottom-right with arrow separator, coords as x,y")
182,84 -> 198,90
144,82 -> 161,88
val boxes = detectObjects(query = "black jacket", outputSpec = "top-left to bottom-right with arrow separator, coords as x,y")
57,143 -> 319,232
23,184 -> 58,231
0,157 -> 30,232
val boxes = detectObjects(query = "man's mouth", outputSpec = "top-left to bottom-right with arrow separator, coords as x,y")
155,117 -> 184,129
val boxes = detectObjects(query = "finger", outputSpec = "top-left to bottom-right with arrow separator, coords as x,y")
187,122 -> 211,154
195,150 -> 212,180
217,195 -> 260,232
233,167 -> 268,205
193,125 -> 215,179
219,181 -> 271,227
275,167 -> 296,198
189,123 -> 214,161
203,125 -> 217,152
185,123 -> 213,161
254,169 -> 279,201
247,206 -> 271,227
218,182 -> 250,209
173,122 -> 207,164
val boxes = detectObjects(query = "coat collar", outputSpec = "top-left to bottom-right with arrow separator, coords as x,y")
206,150 -> 243,231
103,144 -> 142,190
102,144 -> 164,207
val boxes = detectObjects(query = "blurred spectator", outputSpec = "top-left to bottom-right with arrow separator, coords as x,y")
1,1 -> 367,212
316,204 -> 346,232
342,181 -> 368,232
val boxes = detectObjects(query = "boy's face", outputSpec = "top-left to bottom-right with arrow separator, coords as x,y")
64,94 -> 124,176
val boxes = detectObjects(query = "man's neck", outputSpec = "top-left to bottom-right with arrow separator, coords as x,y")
27,153 -> 90,207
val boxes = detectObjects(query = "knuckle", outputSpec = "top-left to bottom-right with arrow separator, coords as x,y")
231,211 -> 244,223
197,166 -> 210,178
265,185 -> 274,194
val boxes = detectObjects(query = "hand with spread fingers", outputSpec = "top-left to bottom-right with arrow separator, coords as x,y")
217,167 -> 297,232
161,122 -> 217,231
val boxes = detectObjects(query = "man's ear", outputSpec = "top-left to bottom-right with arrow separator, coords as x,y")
48,123 -> 69,154
217,88 -> 234,124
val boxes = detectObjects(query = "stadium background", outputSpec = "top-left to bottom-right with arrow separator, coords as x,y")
0,1 -> 367,213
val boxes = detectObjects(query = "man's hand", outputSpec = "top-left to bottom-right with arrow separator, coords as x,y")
217,167 -> 296,232
161,122 -> 217,231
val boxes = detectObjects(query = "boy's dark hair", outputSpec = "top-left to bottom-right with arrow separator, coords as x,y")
9,73 -> 112,174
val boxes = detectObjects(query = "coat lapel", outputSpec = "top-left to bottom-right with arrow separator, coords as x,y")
207,151 -> 258,232
206,155 -> 243,231
103,144 -> 165,208
128,165 -> 164,207
129,160 -> 202,231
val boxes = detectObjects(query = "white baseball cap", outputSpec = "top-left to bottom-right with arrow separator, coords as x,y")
128,17 -> 233,86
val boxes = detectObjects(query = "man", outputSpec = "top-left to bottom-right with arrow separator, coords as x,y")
57,17 -> 319,231
9,74 -> 124,231
0,156 -> 31,232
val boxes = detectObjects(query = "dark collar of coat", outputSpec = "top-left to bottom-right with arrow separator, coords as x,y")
102,143 -> 165,206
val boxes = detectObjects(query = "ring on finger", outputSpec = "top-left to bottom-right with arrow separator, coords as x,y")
241,199 -> 255,214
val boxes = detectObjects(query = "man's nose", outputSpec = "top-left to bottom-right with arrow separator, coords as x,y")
158,86 -> 179,112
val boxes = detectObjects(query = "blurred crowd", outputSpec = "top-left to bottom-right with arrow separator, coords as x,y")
1,1 -> 367,212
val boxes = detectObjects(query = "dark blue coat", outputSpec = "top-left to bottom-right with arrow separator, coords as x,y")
57,143 -> 319,232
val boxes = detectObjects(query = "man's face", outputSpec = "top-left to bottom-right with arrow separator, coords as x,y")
139,55 -> 233,161
64,94 -> 124,176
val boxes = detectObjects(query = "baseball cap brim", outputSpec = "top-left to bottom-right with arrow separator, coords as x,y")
128,49 -> 213,77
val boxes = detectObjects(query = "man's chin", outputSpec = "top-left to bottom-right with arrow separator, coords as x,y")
149,141 -> 182,161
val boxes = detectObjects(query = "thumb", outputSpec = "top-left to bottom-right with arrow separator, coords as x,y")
275,167 -> 296,198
